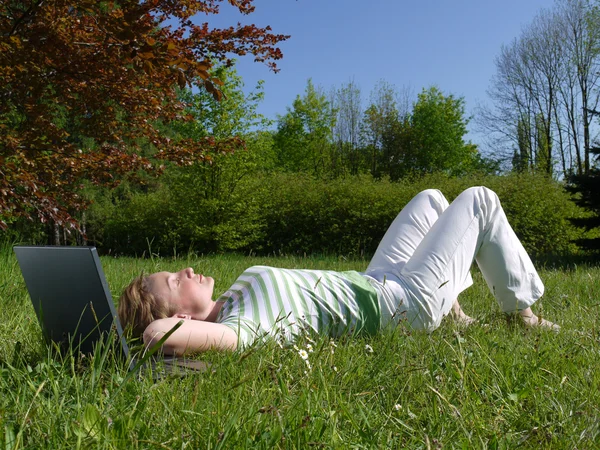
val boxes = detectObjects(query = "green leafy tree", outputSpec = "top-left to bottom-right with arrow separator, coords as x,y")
0,0 -> 288,232
88,64 -> 275,252
273,79 -> 336,177
513,116 -> 532,173
379,114 -> 413,181
408,87 -> 477,175
535,114 -> 553,176
361,80 -> 403,177
174,65 -> 271,141
376,86 -> 485,179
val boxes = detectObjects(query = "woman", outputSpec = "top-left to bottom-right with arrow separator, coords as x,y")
118,187 -> 559,356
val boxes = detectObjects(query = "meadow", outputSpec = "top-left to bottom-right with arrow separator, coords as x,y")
0,247 -> 599,449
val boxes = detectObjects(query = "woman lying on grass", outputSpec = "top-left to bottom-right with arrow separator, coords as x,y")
118,187 -> 559,356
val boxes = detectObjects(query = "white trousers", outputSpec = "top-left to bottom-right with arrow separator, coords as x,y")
364,187 -> 544,331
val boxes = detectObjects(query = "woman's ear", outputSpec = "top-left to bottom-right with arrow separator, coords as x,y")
173,313 -> 192,320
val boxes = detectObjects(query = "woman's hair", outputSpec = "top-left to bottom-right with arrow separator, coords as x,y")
118,273 -> 179,339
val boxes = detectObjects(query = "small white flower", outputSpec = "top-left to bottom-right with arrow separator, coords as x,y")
306,343 -> 314,353
298,349 -> 309,360
365,344 -> 374,353
333,366 -> 338,373
329,340 -> 337,348
394,404 -> 402,411
305,360 -> 312,370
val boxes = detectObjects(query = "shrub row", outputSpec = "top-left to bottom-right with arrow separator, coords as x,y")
86,172 -> 588,258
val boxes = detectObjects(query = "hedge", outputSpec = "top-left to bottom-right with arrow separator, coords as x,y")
86,172 -> 588,258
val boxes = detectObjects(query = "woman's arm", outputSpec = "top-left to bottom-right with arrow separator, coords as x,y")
143,317 -> 238,356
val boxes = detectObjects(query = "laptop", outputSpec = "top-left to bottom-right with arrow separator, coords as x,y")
13,245 -> 209,376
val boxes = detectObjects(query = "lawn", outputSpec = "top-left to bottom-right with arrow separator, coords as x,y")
0,247 -> 599,449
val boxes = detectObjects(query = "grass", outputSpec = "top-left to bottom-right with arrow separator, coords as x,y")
0,246 -> 599,449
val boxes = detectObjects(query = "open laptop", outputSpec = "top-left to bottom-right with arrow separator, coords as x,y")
13,245 -> 209,376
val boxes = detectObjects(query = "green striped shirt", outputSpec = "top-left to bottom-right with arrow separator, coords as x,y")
216,266 -> 380,347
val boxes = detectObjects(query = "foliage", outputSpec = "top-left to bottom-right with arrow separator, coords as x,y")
164,63 -> 276,205
171,63 -> 272,141
407,87 -> 479,176
0,0 -> 289,230
87,134 -> 274,256
273,79 -> 337,177
1,249 -> 599,448
331,79 -> 364,175
258,172 -> 585,257
568,146 -> 600,252
86,172 -> 587,258
361,80 -> 404,177
370,86 -> 494,180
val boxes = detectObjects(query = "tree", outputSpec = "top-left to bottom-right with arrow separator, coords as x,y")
512,116 -> 532,172
331,78 -> 363,175
360,80 -> 411,177
568,146 -> 600,251
559,0 -> 600,175
378,113 -> 412,181
478,0 -> 600,177
273,79 -> 336,177
0,0 -> 289,231
175,64 -> 271,141
408,87 -> 478,176
167,63 -> 275,202
480,10 -> 561,177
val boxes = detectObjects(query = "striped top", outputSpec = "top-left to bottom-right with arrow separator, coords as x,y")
216,266 -> 381,347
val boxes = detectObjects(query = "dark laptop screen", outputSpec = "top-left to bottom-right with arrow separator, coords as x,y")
14,246 -> 129,356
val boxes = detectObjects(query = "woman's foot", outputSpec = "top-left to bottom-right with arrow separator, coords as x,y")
450,300 -> 477,326
515,308 -> 560,332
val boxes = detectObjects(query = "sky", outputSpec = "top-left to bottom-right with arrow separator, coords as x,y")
197,0 -> 555,146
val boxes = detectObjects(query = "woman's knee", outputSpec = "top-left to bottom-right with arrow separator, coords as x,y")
416,189 -> 449,208
461,186 -> 499,202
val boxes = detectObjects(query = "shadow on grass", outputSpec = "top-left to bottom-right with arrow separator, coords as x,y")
533,252 -> 600,270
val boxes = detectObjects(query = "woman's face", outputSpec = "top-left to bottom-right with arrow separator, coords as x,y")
147,267 -> 215,318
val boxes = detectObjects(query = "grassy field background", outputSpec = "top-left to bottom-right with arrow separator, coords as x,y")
0,246 -> 599,449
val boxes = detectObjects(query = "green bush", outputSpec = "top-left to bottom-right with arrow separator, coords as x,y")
254,172 -> 586,257
86,172 -> 268,256
401,172 -> 587,256
85,171 -> 587,258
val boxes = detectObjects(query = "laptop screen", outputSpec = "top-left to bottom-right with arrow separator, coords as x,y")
14,246 -> 129,356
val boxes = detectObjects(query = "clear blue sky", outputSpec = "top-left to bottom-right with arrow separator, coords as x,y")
199,0 -> 554,144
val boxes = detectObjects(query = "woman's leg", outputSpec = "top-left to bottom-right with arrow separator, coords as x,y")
367,189 -> 466,280
400,186 -> 552,331
365,189 -> 473,325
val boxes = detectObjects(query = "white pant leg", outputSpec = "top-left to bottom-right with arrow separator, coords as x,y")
365,189 -> 473,325
368,189 -> 454,275
400,186 -> 544,331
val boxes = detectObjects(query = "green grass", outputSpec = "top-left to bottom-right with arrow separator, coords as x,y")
1,246 -> 599,449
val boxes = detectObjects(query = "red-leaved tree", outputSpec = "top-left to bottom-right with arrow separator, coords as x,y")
0,0 -> 288,231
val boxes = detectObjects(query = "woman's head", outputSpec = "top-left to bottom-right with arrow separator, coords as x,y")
118,267 -> 215,338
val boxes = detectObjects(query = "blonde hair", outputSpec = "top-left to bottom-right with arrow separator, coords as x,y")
118,273 -> 179,338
